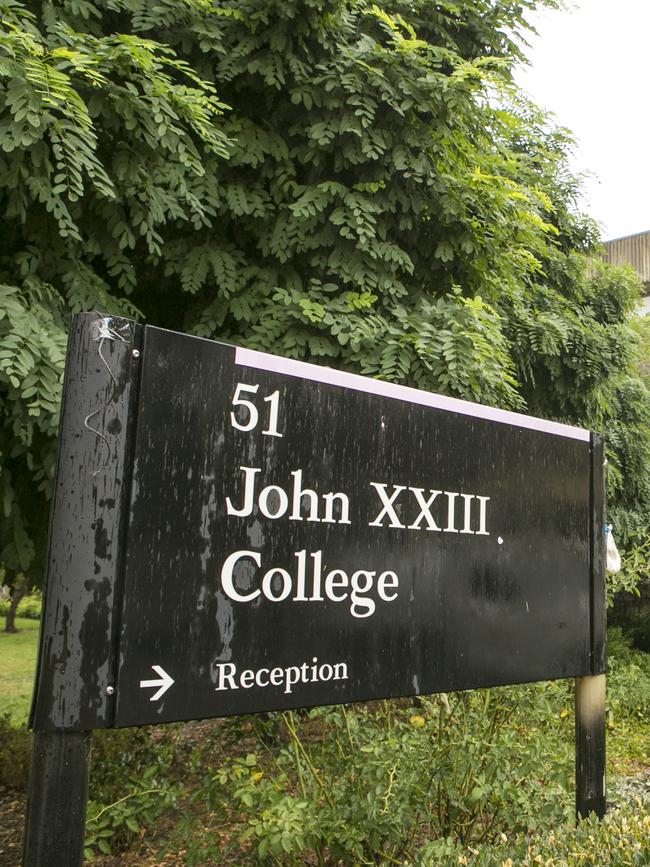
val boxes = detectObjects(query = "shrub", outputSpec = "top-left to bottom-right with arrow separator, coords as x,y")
0,713 -> 32,789
90,726 -> 177,804
0,589 -> 42,620
417,802 -> 650,865
84,725 -> 183,860
85,764 -> 179,861
608,627 -> 650,723
182,634 -> 650,865
185,683 -> 574,865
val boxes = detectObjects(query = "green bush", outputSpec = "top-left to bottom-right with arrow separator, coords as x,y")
0,713 -> 32,789
185,683 -> 574,865
89,726 -> 181,804
608,627 -> 650,723
85,762 -> 179,861
84,725 -> 183,860
7,629 -> 648,864
0,589 -> 42,620
182,634 -> 650,865
418,802 -> 650,865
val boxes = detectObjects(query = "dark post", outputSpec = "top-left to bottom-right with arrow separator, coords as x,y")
22,732 -> 91,867
24,313 -> 142,866
575,432 -> 607,821
575,674 -> 606,820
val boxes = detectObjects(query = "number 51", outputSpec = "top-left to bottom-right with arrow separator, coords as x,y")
230,383 -> 283,437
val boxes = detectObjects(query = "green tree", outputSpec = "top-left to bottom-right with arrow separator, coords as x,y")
1,0 -> 649,603
0,0 -> 231,610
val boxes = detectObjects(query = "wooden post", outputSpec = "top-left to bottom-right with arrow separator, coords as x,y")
575,433 -> 607,821
23,314 -> 142,865
575,674 -> 606,820
22,732 -> 91,867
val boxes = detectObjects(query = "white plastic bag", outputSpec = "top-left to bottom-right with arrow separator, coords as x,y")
606,524 -> 621,574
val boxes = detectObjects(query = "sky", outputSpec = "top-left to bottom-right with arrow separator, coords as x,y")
514,1 -> 650,242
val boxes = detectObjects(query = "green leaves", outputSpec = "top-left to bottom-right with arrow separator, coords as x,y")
2,0 -> 649,586
0,281 -> 67,573
188,685 -> 576,864
0,0 -> 235,578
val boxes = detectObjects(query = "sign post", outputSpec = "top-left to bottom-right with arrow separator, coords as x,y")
575,675 -> 606,820
23,732 -> 90,867
24,313 -> 607,864
574,432 -> 607,821
23,313 -> 141,867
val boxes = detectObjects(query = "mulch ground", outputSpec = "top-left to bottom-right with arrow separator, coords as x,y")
0,786 -> 189,867
0,789 -> 24,867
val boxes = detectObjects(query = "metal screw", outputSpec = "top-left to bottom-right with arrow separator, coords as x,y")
132,349 -> 141,359
106,686 -> 115,696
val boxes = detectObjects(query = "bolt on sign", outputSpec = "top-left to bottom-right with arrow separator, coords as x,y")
30,313 -> 605,733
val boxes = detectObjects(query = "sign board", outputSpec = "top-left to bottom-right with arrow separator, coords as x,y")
30,314 -> 605,732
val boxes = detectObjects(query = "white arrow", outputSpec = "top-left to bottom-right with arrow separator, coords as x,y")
139,665 -> 175,701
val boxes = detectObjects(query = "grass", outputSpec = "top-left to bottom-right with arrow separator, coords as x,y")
0,617 -> 39,725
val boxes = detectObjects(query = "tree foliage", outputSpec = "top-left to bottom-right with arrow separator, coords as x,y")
1,0 -> 649,585
0,0 -> 231,578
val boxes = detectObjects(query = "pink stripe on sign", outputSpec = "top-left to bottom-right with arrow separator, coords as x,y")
234,347 -> 590,442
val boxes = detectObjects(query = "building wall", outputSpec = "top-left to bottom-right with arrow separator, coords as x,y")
602,231 -> 650,307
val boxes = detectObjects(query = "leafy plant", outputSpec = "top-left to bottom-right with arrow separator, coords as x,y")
176,634 -> 650,865
185,683 -> 574,864
89,725 -> 180,803
607,628 -> 650,724
0,712 -> 31,789
84,727 -> 183,859
0,0 -> 231,592
0,586 -> 41,619
418,802 -> 650,866
2,2 -> 650,602
84,765 -> 179,861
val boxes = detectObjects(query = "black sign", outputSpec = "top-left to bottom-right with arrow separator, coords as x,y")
30,314 -> 605,731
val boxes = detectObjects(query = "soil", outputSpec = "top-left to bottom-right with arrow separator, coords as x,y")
0,785 -> 187,867
0,789 -> 24,867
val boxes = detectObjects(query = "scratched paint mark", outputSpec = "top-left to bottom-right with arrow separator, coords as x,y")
84,315 -> 131,465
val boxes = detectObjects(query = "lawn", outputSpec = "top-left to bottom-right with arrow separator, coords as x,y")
0,618 -> 39,725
